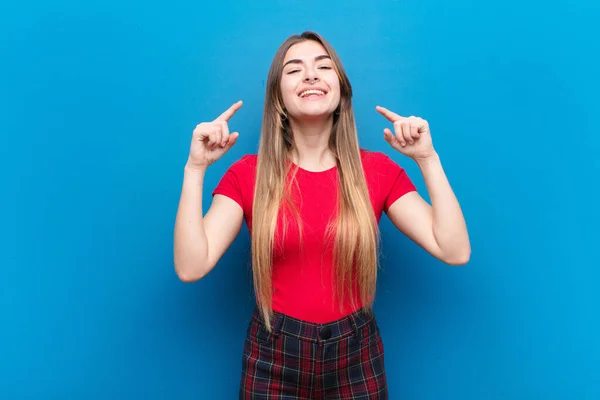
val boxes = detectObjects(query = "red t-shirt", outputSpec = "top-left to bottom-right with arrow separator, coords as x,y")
212,149 -> 416,323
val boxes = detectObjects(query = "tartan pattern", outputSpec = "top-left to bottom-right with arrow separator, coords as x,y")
239,307 -> 388,399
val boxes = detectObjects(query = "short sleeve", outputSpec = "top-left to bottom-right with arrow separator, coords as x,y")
380,153 -> 417,211
212,158 -> 246,210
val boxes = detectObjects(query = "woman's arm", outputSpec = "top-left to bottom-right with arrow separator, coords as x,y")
376,105 -> 470,265
174,168 -> 243,282
386,153 -> 470,265
174,101 -> 245,281
174,167 -> 244,281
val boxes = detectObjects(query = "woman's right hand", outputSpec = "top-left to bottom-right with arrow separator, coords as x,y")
185,101 -> 243,171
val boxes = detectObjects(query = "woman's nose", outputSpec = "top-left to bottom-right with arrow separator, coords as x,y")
303,67 -> 320,83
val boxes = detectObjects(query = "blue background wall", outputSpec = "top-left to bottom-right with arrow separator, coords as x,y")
1,0 -> 599,398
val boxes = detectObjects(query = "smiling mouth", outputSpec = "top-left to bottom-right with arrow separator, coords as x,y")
298,89 -> 327,98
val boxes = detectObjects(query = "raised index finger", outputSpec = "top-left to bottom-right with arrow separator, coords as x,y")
215,100 -> 243,122
375,105 -> 403,122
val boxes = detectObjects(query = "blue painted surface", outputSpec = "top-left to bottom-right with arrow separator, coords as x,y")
1,1 -> 599,398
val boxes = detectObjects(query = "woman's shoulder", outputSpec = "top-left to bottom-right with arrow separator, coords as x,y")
227,153 -> 258,171
359,148 -> 396,168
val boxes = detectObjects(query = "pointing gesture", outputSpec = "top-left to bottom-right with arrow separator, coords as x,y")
186,101 -> 243,171
376,105 -> 436,161
215,100 -> 243,123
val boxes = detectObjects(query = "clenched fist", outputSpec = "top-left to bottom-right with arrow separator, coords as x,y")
186,101 -> 243,171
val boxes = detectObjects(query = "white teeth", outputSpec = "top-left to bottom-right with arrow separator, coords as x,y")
300,89 -> 325,97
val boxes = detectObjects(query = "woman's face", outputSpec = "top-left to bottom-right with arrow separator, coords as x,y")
280,40 -> 341,121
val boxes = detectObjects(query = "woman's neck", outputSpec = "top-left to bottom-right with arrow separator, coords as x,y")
289,116 -> 336,172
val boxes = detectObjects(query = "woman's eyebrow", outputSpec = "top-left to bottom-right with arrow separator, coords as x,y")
283,55 -> 331,68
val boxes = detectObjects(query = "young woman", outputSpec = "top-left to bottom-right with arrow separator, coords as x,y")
174,31 -> 470,399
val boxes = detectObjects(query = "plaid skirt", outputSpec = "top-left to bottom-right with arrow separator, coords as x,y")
239,306 -> 388,399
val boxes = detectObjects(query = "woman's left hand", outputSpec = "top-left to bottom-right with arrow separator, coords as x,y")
376,105 -> 436,161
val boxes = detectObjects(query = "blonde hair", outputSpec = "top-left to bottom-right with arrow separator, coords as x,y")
252,32 -> 379,332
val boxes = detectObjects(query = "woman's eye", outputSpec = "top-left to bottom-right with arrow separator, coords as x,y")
287,70 -> 300,74
319,66 -> 332,69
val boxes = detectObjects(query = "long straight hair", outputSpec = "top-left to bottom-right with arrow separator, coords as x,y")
251,32 -> 380,332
